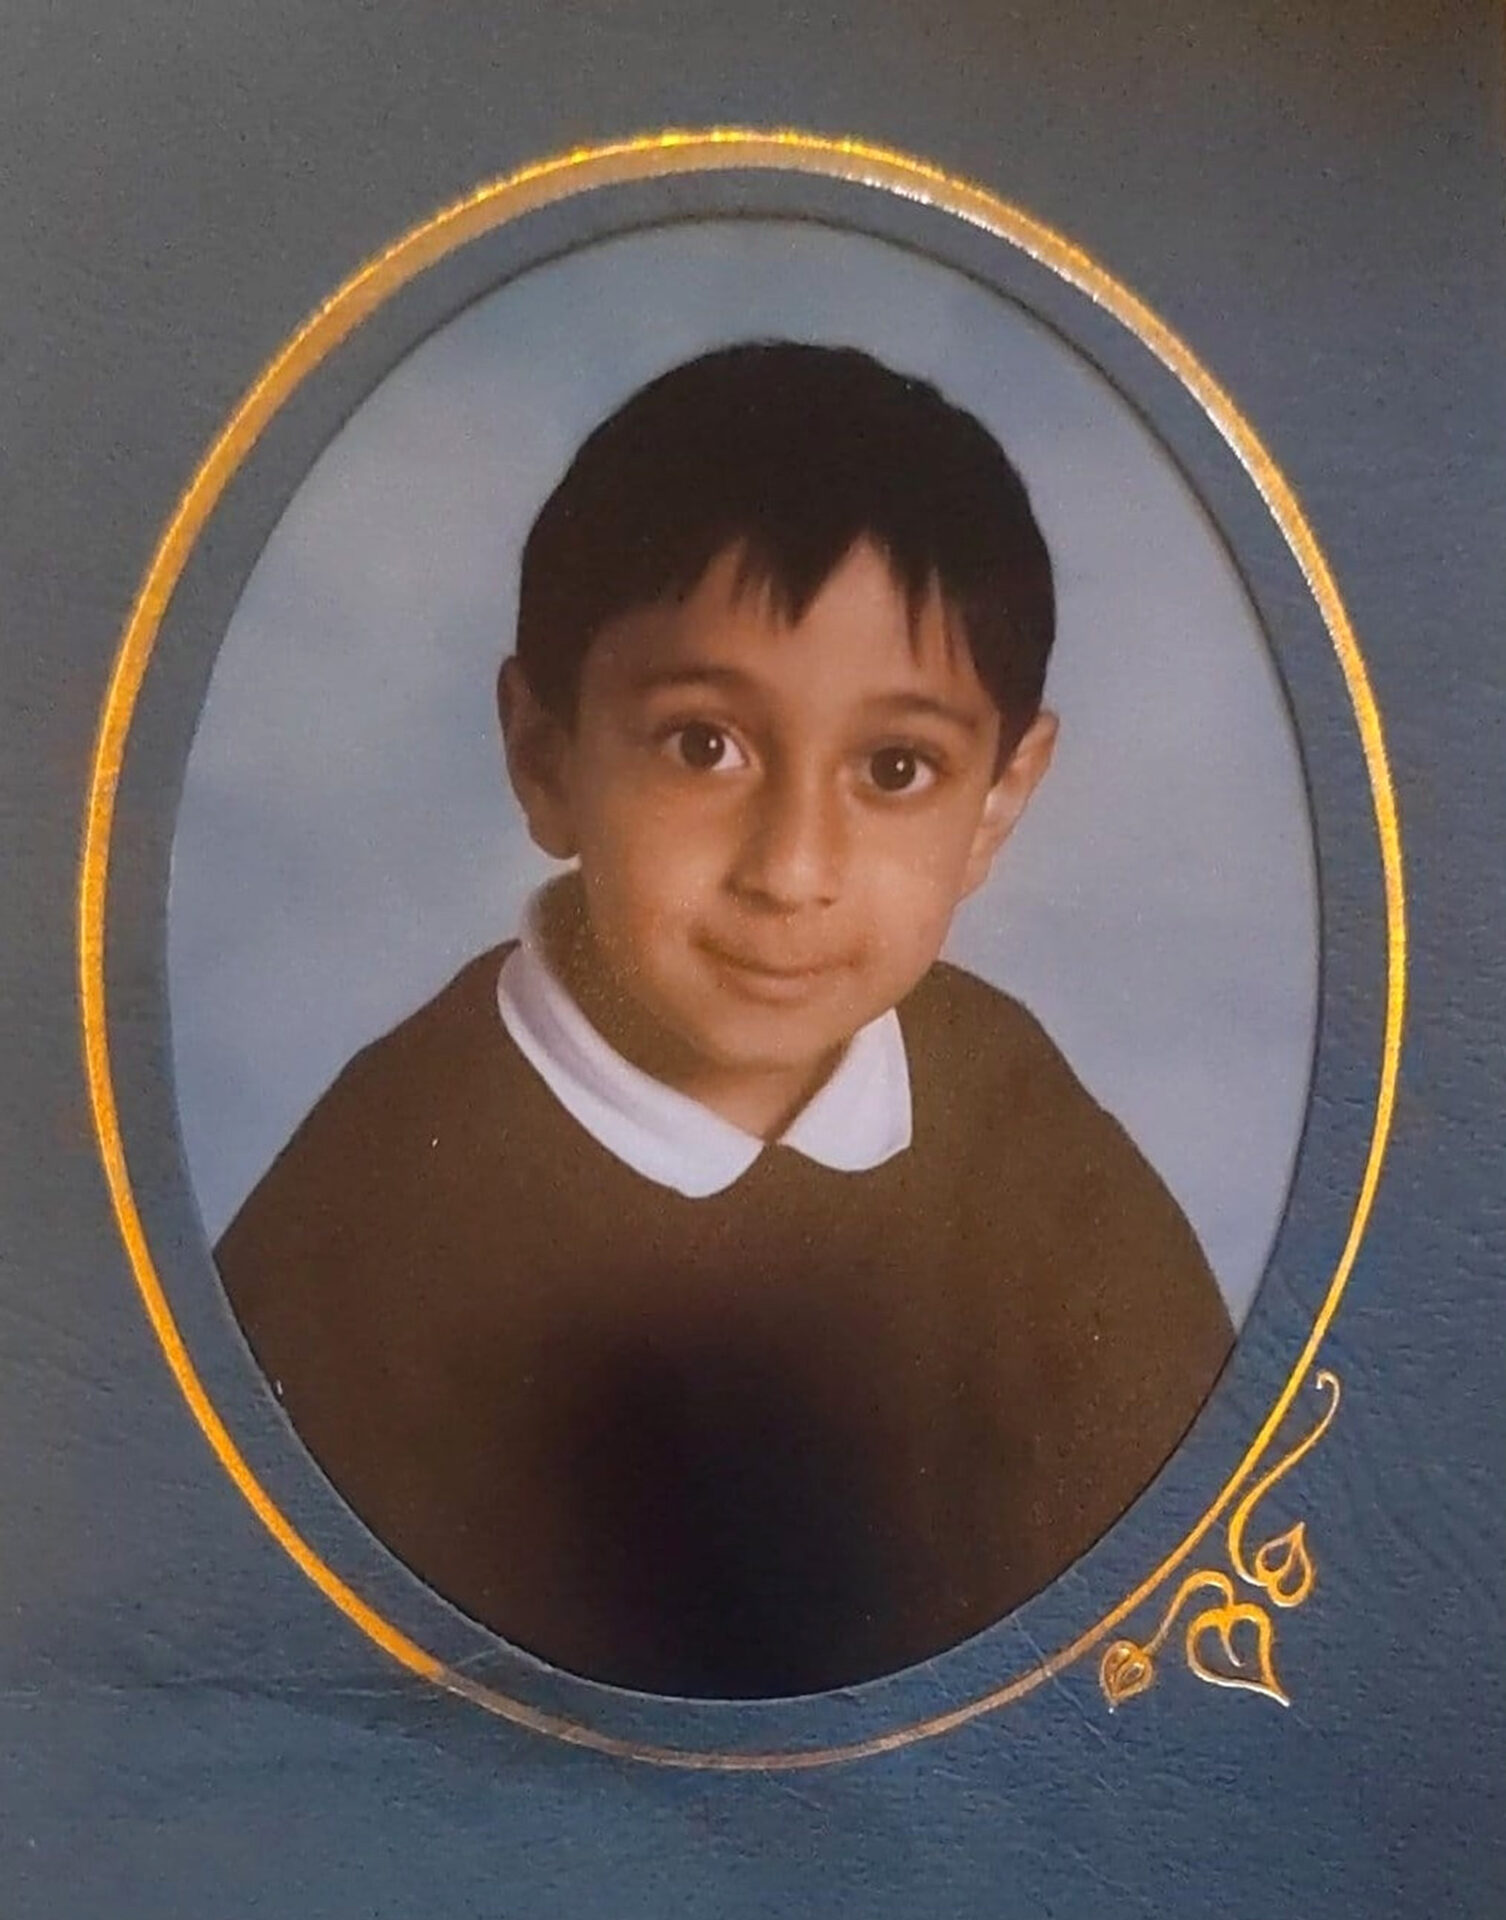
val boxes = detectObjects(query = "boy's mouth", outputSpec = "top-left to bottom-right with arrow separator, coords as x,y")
695,937 -> 848,1003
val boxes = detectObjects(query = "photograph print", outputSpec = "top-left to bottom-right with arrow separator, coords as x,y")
170,219 -> 1318,1697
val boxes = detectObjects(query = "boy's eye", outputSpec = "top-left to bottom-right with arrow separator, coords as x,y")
663,722 -> 749,773
866,746 -> 937,794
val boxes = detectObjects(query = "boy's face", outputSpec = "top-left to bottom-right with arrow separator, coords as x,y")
504,540 -> 1056,1124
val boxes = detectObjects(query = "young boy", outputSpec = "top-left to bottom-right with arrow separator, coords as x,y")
218,343 -> 1233,1699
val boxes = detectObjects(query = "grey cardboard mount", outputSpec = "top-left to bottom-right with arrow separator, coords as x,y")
3,5 -> 1503,1916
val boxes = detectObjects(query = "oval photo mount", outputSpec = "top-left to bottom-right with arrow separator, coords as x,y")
82,132 -> 1402,1768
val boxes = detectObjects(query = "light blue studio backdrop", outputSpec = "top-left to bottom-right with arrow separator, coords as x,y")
168,222 -> 1318,1325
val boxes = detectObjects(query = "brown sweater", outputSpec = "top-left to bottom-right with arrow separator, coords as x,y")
218,952 -> 1232,1697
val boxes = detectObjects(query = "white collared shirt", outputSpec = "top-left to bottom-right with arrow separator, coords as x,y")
495,891 -> 913,1198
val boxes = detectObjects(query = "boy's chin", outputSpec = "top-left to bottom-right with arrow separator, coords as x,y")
669,955 -> 922,1072
668,997 -> 868,1080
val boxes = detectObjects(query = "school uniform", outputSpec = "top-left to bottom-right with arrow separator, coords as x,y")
218,903 -> 1232,1697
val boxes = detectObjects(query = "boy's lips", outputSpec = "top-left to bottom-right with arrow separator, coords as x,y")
695,936 -> 850,1002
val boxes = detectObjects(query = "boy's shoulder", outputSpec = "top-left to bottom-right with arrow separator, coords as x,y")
901,958 -> 1229,1347
901,957 -> 1063,1050
338,942 -> 518,1091
898,958 -> 1098,1119
218,945 -> 520,1246
288,942 -> 525,1146
898,959 -> 1203,1242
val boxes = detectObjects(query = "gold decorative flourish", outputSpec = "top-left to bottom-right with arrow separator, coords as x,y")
1100,1371 -> 1340,1710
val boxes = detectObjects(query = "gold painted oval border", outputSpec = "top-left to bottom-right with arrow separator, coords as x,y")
78,128 -> 1405,1770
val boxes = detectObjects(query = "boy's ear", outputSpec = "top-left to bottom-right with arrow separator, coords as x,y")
498,656 -> 578,860
960,708 -> 1059,898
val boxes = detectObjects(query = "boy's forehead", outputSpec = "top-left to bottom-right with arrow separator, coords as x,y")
583,540 -> 991,712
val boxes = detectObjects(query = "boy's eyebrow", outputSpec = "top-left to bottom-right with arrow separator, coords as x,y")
623,664 -> 759,698
623,669 -> 989,735
857,691 -> 990,735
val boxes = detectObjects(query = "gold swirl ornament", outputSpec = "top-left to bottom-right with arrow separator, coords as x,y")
1100,1369 -> 1339,1709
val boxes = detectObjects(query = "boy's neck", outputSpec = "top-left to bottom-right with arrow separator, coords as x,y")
538,880 -> 845,1141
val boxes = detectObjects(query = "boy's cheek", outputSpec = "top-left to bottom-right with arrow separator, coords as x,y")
583,837 -> 722,942
866,836 -> 975,920
613,820 -> 740,904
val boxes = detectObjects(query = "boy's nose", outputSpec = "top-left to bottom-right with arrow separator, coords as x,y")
729,768 -> 844,911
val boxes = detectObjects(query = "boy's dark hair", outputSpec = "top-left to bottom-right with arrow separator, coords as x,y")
514,342 -> 1055,746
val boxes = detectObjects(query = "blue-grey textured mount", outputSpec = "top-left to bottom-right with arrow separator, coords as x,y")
1,3 -> 1503,1915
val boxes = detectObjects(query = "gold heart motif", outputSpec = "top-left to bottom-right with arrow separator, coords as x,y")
1091,1371 -> 1339,1713
1185,1602 -> 1290,1706
1099,1639 -> 1156,1708
1251,1523 -> 1314,1608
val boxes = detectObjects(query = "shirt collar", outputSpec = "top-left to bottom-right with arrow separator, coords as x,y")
495,887 -> 912,1198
